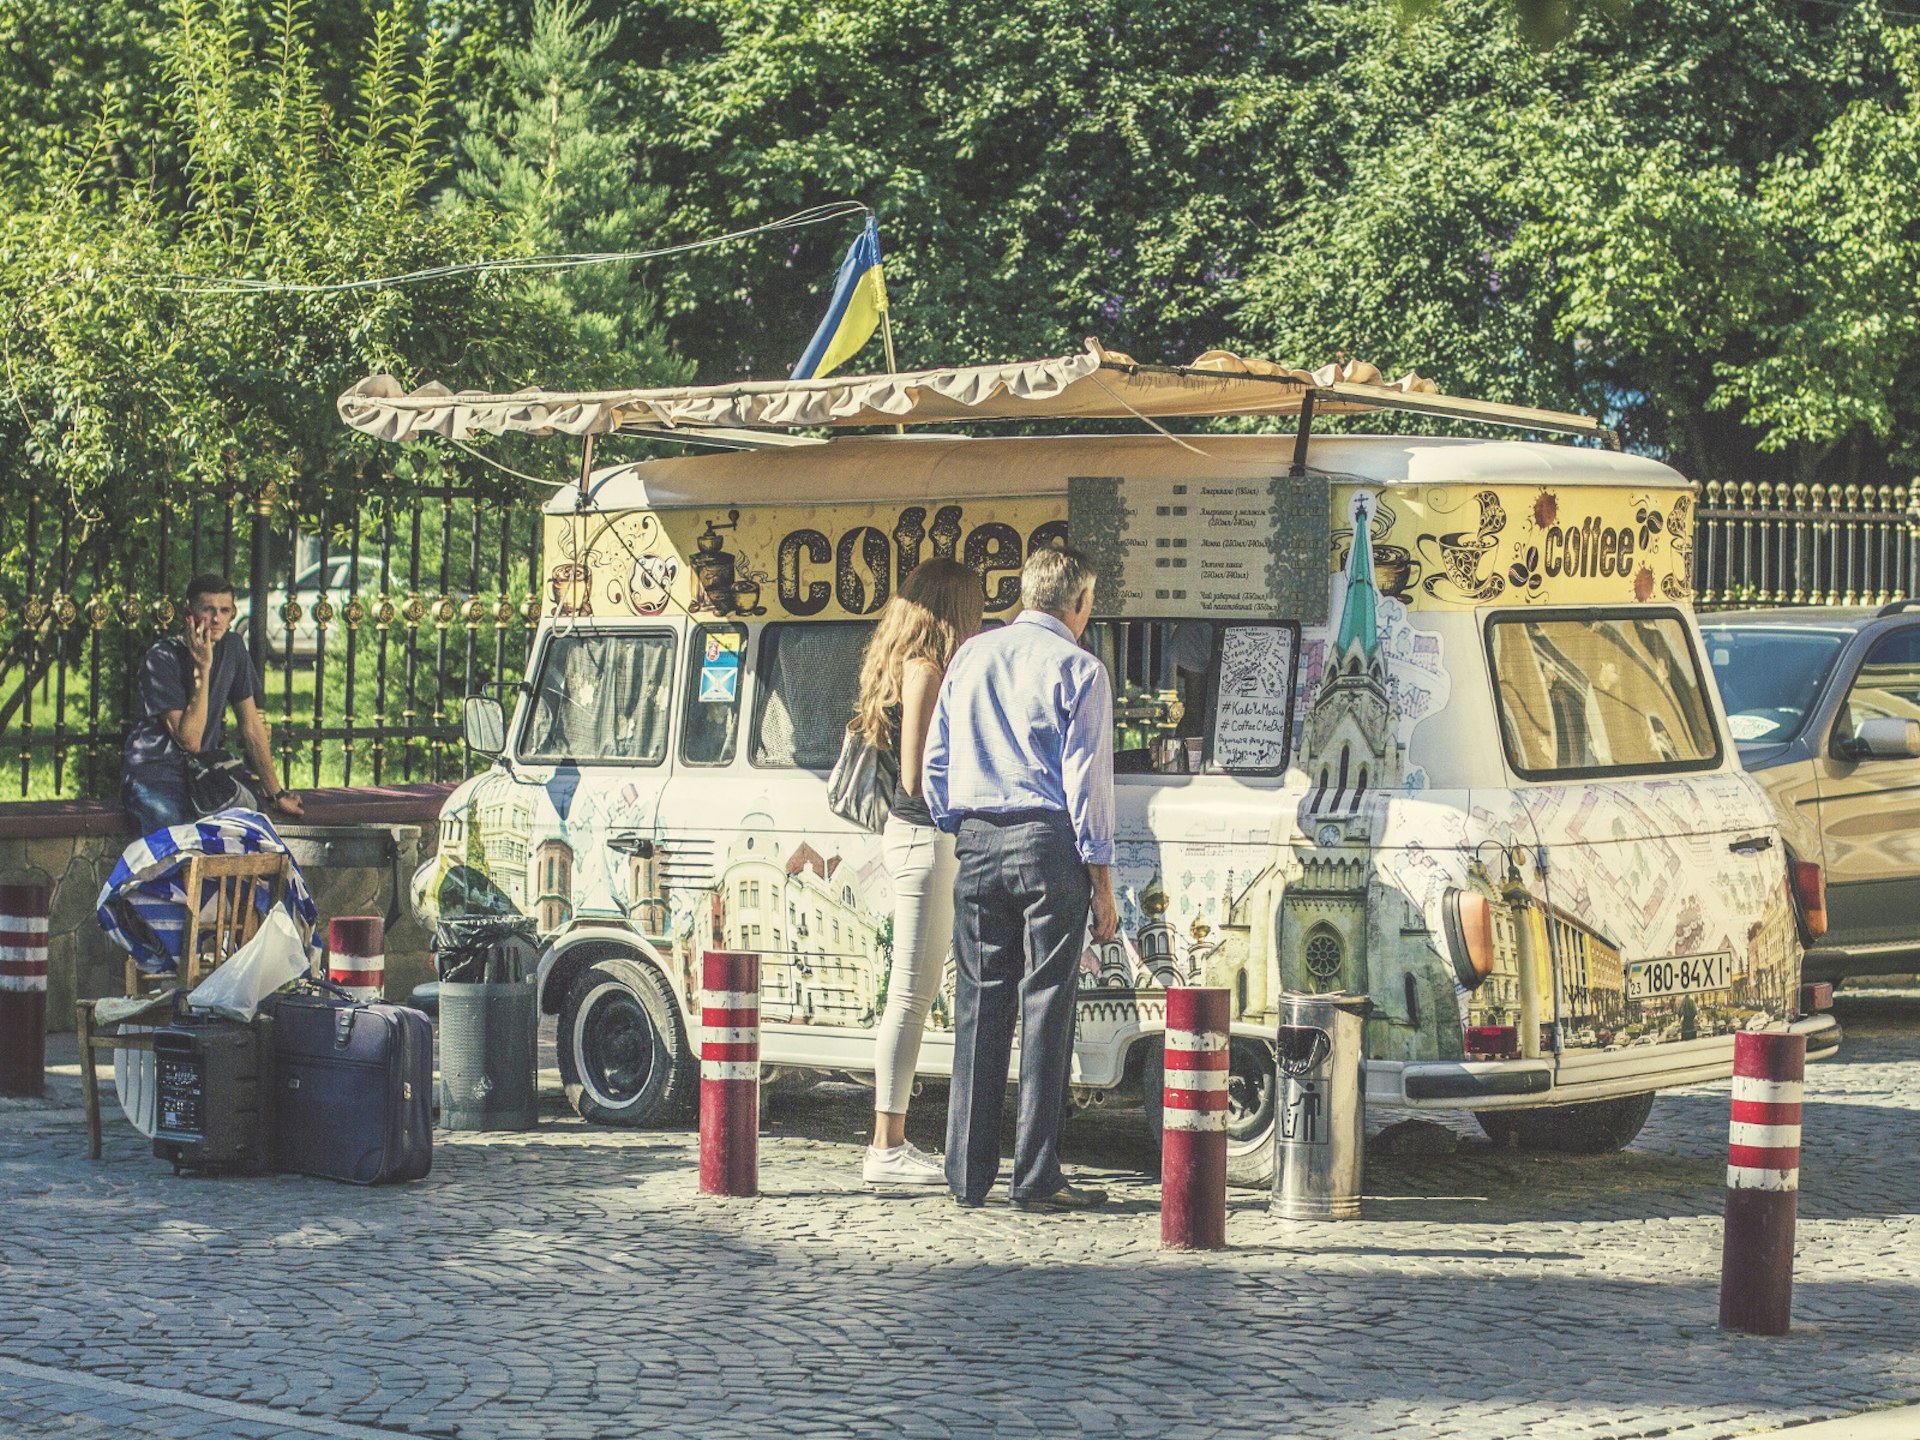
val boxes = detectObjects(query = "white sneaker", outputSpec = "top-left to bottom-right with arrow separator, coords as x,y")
864,1141 -> 946,1186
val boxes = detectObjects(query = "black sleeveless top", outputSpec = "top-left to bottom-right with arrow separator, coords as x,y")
883,703 -> 935,827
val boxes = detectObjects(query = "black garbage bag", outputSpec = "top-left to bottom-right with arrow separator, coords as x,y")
432,915 -> 539,985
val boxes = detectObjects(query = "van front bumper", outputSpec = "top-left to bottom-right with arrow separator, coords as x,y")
1369,1013 -> 1842,1111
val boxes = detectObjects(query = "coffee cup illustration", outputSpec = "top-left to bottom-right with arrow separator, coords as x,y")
1371,542 -> 1421,600
1418,532 -> 1505,601
549,562 -> 592,616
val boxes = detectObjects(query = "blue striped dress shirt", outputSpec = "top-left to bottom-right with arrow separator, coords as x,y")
923,610 -> 1116,866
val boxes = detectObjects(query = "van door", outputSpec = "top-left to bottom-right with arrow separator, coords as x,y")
654,618 -> 899,1067
1485,609 -> 1799,1088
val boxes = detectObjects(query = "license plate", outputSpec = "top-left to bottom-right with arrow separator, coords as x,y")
1626,951 -> 1733,1001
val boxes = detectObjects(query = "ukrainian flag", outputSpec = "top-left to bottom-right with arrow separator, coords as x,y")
793,215 -> 887,380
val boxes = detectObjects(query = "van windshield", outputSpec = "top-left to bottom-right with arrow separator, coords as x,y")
1488,612 -> 1721,779
1700,625 -> 1849,744
520,632 -> 675,764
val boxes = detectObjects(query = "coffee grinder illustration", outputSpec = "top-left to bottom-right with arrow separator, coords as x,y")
690,511 -> 743,615
689,510 -> 768,616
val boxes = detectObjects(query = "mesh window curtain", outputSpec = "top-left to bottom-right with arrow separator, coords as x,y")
526,636 -> 673,762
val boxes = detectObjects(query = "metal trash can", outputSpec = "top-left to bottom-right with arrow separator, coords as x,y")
1272,992 -> 1372,1220
434,918 -> 540,1132
438,979 -> 538,1130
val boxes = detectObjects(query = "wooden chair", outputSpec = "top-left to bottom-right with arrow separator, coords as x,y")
79,852 -> 299,1159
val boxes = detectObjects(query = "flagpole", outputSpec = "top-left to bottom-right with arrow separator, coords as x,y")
873,218 -> 905,437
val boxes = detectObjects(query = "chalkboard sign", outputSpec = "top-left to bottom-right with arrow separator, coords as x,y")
1067,472 -> 1329,622
1205,623 -> 1299,774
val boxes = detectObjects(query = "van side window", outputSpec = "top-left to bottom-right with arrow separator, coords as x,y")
1084,620 -> 1211,773
752,622 -> 875,769
683,622 -> 747,766
519,631 -> 675,764
1084,619 -> 1296,774
1487,611 -> 1720,779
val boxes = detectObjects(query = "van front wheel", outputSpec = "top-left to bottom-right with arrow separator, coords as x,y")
559,959 -> 695,1127
1142,1035 -> 1279,1190
1475,1093 -> 1654,1154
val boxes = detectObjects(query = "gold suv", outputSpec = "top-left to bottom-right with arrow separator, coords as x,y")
1704,602 -> 1920,984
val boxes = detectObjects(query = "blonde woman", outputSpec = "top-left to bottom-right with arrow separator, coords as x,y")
851,558 -> 985,1186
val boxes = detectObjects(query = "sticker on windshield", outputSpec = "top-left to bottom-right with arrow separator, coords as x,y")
1727,714 -> 1779,741
700,631 -> 741,703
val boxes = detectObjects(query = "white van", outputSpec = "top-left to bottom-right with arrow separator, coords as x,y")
343,347 -> 1840,1183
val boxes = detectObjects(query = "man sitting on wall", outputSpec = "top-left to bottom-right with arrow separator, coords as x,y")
120,573 -> 305,836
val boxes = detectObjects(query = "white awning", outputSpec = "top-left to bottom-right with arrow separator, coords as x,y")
338,339 -> 1612,445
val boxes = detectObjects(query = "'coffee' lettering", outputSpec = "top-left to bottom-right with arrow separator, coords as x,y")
1543,518 -> 1639,580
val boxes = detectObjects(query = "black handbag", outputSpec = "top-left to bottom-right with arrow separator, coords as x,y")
186,751 -> 259,816
825,724 -> 899,833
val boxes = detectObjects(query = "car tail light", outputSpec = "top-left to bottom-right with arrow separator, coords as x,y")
1799,981 -> 1835,1014
1465,1025 -> 1519,1057
1443,888 -> 1496,989
1789,859 -> 1828,939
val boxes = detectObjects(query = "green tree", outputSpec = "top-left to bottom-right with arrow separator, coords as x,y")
454,0 -> 689,390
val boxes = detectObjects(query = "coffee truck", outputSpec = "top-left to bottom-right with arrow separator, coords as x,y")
340,342 -> 1838,1182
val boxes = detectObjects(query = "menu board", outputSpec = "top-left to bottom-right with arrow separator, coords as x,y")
1207,624 -> 1299,773
1068,472 -> 1329,621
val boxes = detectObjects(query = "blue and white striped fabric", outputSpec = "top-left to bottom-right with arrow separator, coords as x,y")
96,810 -> 319,976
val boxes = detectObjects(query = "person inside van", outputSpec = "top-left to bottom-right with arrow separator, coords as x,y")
849,558 -> 985,1186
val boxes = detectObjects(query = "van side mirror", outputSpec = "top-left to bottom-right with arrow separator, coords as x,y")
1839,716 -> 1920,762
463,695 -> 506,756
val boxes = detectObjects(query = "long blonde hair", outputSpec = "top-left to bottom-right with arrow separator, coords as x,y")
850,558 -> 985,747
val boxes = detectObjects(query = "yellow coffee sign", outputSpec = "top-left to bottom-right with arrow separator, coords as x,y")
544,500 -> 1064,623
1335,483 -> 1696,610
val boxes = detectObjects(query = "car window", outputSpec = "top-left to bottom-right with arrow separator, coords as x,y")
1701,625 -> 1850,744
1840,625 -> 1920,736
1488,611 -> 1720,779
519,631 -> 675,764
751,622 -> 873,769
683,623 -> 746,766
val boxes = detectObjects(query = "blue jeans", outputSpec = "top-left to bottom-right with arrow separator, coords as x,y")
122,768 -> 192,839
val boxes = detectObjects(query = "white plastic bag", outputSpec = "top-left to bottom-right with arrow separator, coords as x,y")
186,906 -> 310,1021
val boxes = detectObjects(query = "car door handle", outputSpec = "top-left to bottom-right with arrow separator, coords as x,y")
1729,834 -> 1774,855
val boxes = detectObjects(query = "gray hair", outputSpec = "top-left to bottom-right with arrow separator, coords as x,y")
1020,545 -> 1098,615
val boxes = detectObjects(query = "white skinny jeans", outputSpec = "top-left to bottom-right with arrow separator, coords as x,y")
873,816 -> 958,1115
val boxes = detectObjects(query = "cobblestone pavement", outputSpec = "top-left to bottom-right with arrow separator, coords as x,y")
2,998 -> 1917,1440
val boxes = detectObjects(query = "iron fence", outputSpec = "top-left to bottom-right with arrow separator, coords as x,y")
3,470 -> 1916,802
1693,478 -> 1918,610
0,481 -> 543,801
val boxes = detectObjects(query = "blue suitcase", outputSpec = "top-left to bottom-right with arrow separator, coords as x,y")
265,982 -> 433,1184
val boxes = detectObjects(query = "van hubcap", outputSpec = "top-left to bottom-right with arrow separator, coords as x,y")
578,984 -> 656,1107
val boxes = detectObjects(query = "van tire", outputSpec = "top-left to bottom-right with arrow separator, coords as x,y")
1142,1035 -> 1279,1190
559,958 -> 695,1127
1475,1092 -> 1654,1154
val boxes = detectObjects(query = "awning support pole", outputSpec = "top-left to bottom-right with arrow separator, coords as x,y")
1290,390 -> 1318,477
879,298 -> 905,437
576,433 -> 597,509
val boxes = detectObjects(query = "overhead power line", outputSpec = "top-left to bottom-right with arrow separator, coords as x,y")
143,201 -> 870,298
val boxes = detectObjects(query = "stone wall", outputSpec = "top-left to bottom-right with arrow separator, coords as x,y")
0,786 -> 452,1030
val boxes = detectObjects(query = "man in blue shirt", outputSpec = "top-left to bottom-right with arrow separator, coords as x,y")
121,573 -> 305,837
925,546 -> 1118,1210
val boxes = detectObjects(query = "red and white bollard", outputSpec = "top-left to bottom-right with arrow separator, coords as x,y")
1720,1030 -> 1807,1336
1161,986 -> 1231,1250
328,916 -> 385,1002
0,882 -> 50,1098
699,951 -> 759,1198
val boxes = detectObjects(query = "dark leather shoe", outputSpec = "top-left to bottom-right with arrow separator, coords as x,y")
952,1192 -> 985,1209
1010,1182 -> 1108,1212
